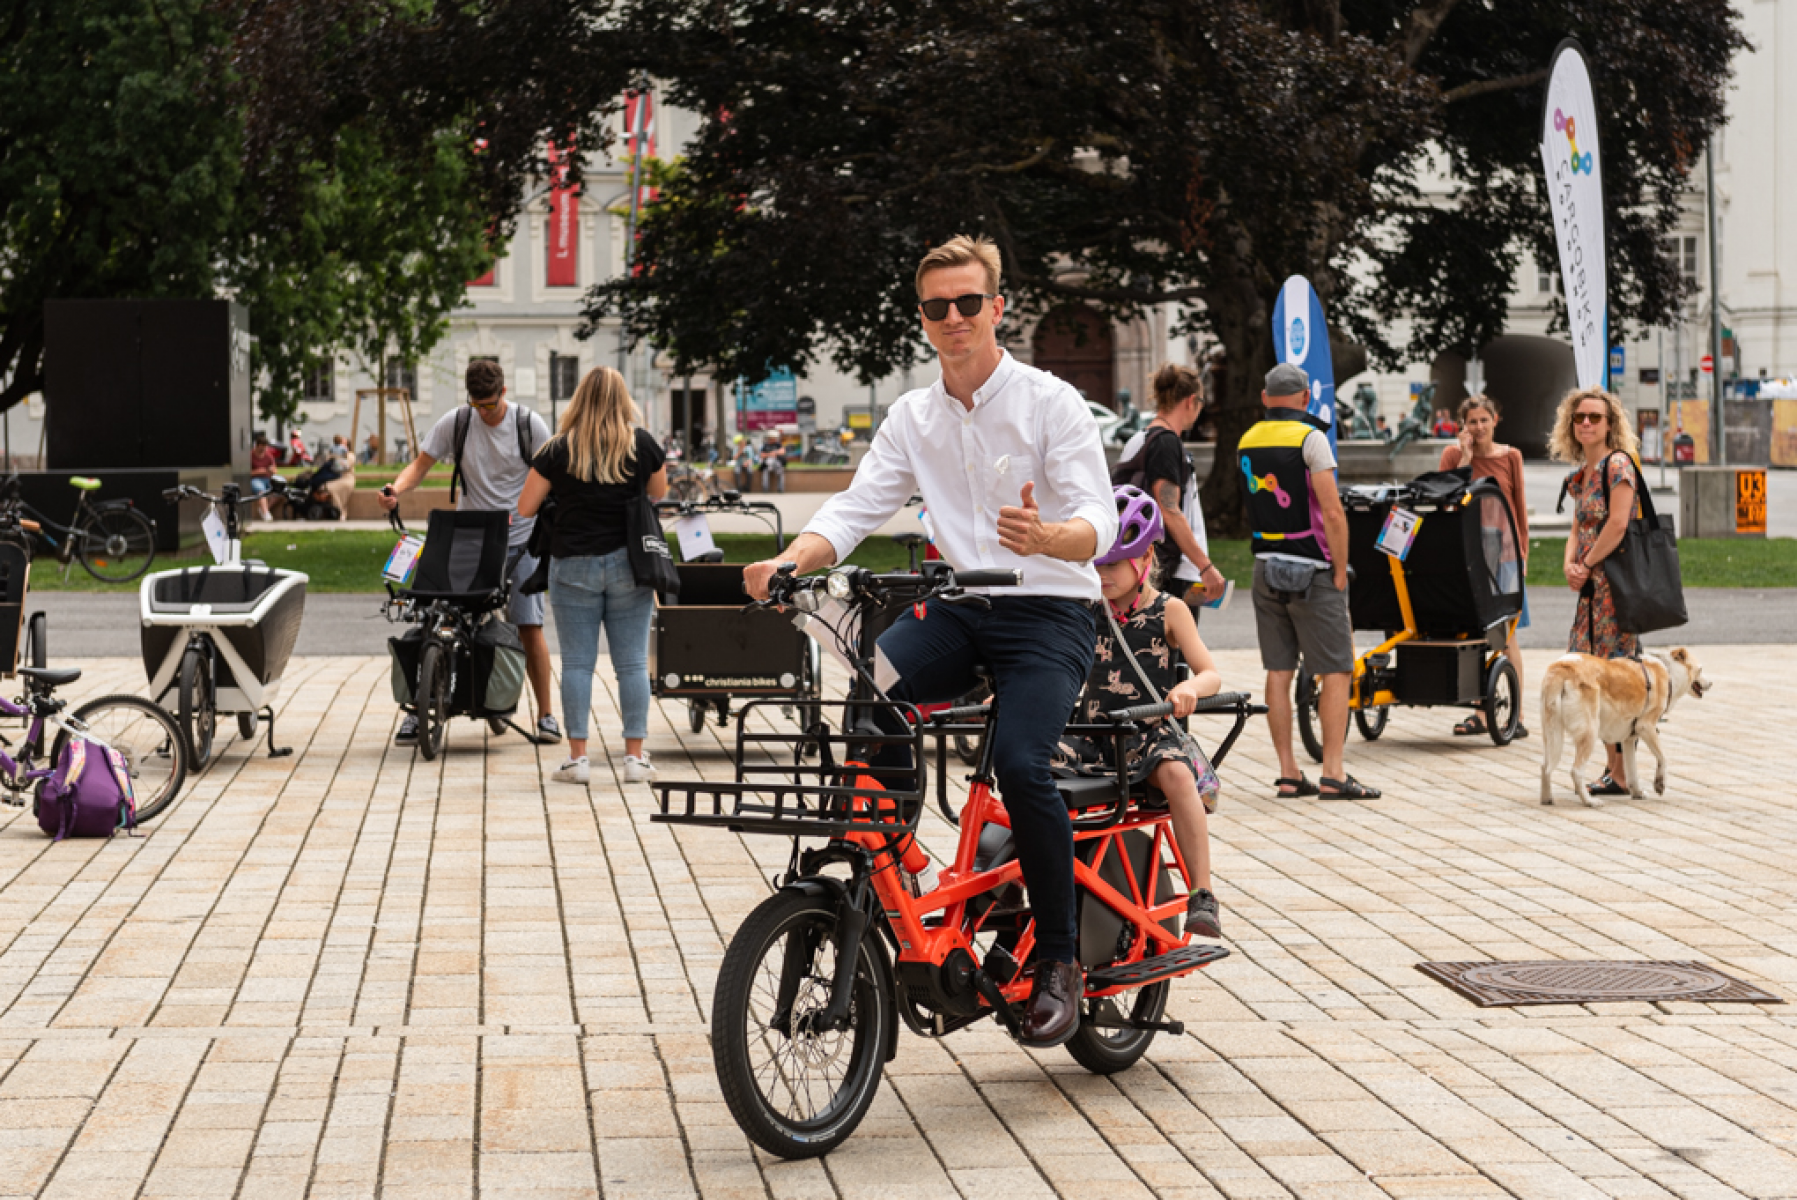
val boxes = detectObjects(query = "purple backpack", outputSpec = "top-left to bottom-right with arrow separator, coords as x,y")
36,738 -> 137,840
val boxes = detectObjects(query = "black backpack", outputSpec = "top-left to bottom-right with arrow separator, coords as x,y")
449,404 -> 539,502
1112,425 -> 1191,496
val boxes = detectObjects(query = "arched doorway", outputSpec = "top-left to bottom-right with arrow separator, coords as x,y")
1032,304 -> 1114,409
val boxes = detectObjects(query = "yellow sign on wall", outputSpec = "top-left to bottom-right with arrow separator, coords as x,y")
1736,469 -> 1767,535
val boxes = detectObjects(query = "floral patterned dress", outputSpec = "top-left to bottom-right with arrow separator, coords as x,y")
1051,594 -> 1219,809
1565,451 -> 1640,660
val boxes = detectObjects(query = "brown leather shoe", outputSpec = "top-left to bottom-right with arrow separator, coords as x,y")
1019,960 -> 1084,1047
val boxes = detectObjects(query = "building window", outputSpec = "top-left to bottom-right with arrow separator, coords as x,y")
1669,235 -> 1699,290
301,359 -> 333,404
384,359 -> 418,397
1537,263 -> 1560,296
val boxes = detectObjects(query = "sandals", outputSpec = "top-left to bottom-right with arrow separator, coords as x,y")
1588,774 -> 1629,796
1275,774 -> 1319,798
1454,714 -> 1487,736
1320,775 -> 1382,799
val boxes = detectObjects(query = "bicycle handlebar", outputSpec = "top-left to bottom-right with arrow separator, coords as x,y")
1102,692 -> 1263,724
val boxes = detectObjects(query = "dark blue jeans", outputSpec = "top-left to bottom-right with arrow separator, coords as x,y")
875,596 -> 1096,964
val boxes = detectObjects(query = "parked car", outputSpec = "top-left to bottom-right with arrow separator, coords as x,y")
1085,399 -> 1125,444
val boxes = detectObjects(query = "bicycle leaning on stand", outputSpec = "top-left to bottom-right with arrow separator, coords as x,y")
0,474 -> 158,583
652,561 -> 1262,1158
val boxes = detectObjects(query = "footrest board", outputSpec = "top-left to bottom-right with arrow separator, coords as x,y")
1086,943 -> 1230,993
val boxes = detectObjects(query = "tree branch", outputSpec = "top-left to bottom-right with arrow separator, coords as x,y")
1011,272 -> 1209,307
1443,69 -> 1549,104
1399,0 -> 1461,68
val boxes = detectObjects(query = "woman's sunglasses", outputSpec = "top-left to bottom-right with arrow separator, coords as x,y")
1572,411 -> 1608,425
918,293 -> 996,321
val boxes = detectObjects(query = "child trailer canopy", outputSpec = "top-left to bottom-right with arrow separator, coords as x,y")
1342,468 -> 1524,638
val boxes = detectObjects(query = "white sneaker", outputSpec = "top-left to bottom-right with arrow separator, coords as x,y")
553,756 -> 590,784
623,755 -> 656,783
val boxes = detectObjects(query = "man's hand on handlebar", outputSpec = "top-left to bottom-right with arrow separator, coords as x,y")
742,559 -> 798,603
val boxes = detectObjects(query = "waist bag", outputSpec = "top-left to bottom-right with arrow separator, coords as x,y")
36,738 -> 136,840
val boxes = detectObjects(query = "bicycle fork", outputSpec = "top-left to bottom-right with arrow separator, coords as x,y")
771,873 -> 873,1036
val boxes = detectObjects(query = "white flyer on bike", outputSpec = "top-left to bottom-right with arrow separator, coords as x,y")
1376,507 -> 1422,560
383,534 -> 425,584
201,509 -> 230,565
672,514 -> 716,561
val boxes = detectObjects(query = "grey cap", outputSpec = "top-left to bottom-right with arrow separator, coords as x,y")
1265,363 -> 1310,398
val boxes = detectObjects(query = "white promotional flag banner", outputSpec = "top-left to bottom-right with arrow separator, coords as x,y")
1540,41 -> 1606,389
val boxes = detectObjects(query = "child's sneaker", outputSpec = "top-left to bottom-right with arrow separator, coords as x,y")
553,756 -> 590,784
623,755 -> 656,783
1184,889 -> 1223,939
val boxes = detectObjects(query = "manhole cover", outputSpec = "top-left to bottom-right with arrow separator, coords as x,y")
1417,961 -> 1783,1008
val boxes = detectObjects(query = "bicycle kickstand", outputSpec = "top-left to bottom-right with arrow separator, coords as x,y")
261,705 -> 293,758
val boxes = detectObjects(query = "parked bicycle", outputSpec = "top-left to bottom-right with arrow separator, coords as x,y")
0,666 -> 189,826
653,561 -> 1261,1158
143,481 -> 308,767
0,474 -> 157,583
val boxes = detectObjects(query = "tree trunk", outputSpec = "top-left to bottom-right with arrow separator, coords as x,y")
1201,284 -> 1276,539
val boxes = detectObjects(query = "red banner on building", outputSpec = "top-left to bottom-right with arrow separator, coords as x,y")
546,140 -> 579,287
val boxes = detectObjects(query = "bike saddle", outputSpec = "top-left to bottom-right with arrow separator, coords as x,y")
889,532 -> 926,547
18,667 -> 81,688
68,477 -> 102,492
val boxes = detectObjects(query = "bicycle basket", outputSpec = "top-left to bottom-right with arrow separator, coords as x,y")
652,699 -> 925,838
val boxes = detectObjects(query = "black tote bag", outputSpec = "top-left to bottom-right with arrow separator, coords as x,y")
625,471 -> 680,597
1600,453 -> 1686,634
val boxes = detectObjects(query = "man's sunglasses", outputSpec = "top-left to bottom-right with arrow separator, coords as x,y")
918,293 -> 996,321
1571,411 -> 1608,425
468,396 -> 501,410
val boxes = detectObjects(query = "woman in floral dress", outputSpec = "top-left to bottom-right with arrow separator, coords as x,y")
1551,386 -> 1641,793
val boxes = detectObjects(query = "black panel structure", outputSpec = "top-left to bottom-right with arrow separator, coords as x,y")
44,299 -> 251,473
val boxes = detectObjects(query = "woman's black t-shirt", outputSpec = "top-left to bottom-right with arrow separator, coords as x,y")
533,428 -> 665,558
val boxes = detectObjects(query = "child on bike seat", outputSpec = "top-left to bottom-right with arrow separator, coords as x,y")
1052,485 -> 1225,939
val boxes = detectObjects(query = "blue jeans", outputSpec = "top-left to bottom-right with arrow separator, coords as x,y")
548,549 -> 655,741
873,596 -> 1097,964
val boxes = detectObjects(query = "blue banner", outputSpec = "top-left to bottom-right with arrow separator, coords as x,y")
1272,275 -> 1337,457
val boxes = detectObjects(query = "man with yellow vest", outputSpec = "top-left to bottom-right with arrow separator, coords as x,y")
1242,364 -> 1380,800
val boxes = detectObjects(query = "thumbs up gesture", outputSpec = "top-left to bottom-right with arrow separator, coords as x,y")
997,481 -> 1048,557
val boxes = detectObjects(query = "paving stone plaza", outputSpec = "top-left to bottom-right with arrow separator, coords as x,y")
0,645 -> 1793,1199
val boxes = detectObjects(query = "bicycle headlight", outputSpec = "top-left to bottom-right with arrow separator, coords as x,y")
825,569 -> 854,600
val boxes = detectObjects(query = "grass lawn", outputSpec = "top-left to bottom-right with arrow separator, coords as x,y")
33,531 -> 1797,594
1526,537 -> 1797,589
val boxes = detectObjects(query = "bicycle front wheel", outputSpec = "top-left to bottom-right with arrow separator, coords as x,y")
712,890 -> 892,1159
56,695 -> 189,824
179,647 -> 216,768
76,507 -> 156,582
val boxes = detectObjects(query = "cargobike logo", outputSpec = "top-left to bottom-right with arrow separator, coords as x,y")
1288,315 -> 1307,358
1553,109 -> 1594,175
1240,457 -> 1292,509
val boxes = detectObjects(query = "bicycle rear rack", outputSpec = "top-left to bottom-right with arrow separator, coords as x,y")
652,699 -> 926,838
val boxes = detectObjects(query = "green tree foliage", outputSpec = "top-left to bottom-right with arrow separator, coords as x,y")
589,0 -> 1745,532
1,0 -> 631,427
0,0 -> 241,412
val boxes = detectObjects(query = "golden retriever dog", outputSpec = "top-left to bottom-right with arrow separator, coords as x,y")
1539,648 -> 1710,807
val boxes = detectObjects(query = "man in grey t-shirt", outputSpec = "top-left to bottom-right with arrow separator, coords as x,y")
379,359 -> 558,745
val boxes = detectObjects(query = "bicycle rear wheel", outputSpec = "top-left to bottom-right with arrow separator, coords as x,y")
712,890 -> 892,1159
56,695 -> 189,824
178,647 -> 217,768
1066,980 -> 1170,1074
76,507 -> 156,582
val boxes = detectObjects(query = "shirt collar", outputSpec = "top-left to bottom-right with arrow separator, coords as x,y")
934,349 -> 1017,413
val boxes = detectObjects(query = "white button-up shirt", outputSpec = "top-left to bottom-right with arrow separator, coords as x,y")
804,352 -> 1119,600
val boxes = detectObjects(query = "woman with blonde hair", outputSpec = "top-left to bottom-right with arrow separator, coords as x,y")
519,366 -> 668,784
1550,385 -> 1641,794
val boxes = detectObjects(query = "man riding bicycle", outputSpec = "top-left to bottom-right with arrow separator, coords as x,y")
744,234 -> 1117,1047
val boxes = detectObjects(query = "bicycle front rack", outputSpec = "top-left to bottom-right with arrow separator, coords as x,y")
652,699 -> 926,838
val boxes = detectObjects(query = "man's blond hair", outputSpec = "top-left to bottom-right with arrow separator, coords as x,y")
915,234 -> 1002,297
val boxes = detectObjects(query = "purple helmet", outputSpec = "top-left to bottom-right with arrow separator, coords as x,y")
1096,485 -> 1163,566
